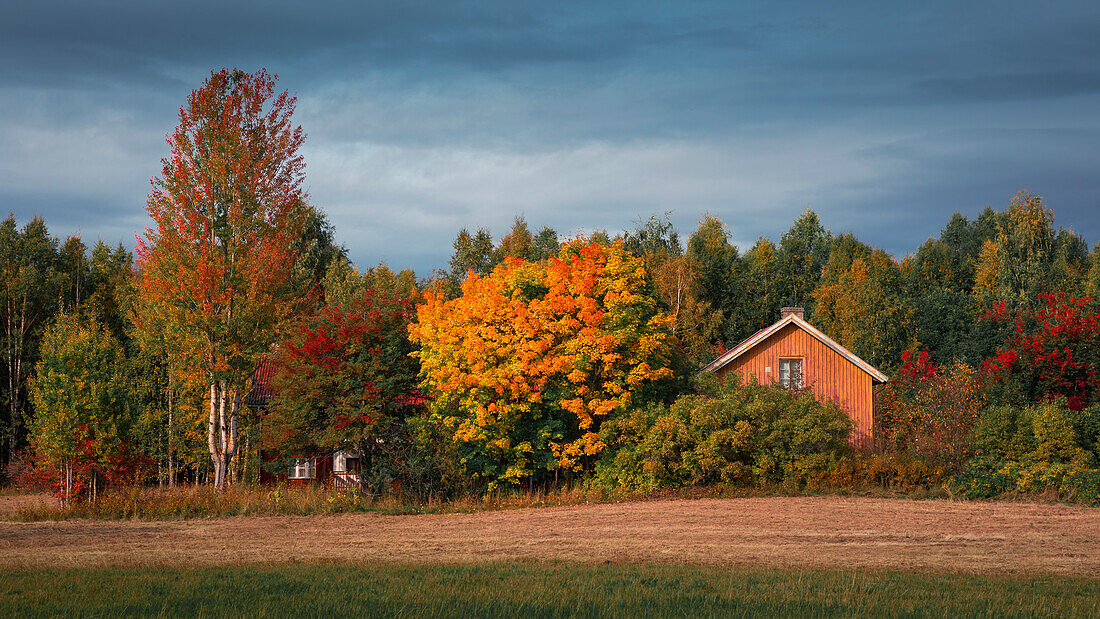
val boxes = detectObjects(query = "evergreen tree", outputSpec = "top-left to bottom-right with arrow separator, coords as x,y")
449,227 -> 498,280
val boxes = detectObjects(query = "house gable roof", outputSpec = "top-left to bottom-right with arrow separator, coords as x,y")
701,314 -> 889,383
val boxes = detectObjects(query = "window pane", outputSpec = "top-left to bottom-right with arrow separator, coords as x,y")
779,358 -> 801,388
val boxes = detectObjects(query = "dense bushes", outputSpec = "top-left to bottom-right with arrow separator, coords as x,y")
951,401 -> 1100,504
585,362 -> 1100,506
872,334 -> 1100,505
874,352 -> 985,467
952,457 -> 1100,504
591,376 -> 852,493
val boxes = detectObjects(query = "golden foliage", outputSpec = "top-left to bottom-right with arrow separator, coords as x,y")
409,239 -> 675,482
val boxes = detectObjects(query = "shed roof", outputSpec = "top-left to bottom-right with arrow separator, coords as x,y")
701,313 -> 889,383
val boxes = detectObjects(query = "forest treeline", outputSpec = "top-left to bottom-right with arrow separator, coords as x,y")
6,68 -> 1100,505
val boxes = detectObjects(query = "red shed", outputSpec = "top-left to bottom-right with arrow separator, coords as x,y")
701,307 -> 888,447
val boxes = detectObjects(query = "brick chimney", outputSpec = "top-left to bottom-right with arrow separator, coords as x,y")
780,307 -> 804,321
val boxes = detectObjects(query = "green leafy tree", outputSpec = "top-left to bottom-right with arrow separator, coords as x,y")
686,216 -> 742,346
295,206 -> 348,307
497,216 -> 535,261
56,236 -> 88,312
29,314 -> 133,503
972,191 -> 1062,306
654,254 -> 723,365
731,238 -> 781,342
775,209 -> 832,314
812,235 -> 912,371
85,242 -> 136,346
0,215 -> 65,461
322,260 -> 420,311
1089,242 -> 1100,307
449,227 -> 498,281
622,212 -> 682,275
531,225 -> 560,261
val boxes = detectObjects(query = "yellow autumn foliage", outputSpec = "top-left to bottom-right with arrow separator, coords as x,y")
409,239 -> 674,484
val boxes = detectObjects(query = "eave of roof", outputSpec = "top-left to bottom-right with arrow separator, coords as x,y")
700,314 -> 889,383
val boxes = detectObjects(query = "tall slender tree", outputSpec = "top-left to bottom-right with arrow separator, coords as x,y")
0,215 -> 63,461
136,68 -> 310,488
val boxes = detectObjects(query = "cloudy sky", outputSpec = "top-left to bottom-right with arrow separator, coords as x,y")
2,1 -> 1098,273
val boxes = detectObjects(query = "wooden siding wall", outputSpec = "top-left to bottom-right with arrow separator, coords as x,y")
715,323 -> 874,446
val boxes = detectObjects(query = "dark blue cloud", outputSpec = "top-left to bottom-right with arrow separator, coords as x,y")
0,0 -> 1097,273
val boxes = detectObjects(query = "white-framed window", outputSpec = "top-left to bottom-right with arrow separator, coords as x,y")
779,357 -> 804,389
288,458 -> 315,480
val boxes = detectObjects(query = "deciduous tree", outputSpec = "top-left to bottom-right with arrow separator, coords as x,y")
410,239 -> 675,485
0,215 -> 64,461
265,288 -> 421,487
776,209 -> 832,314
982,293 -> 1100,410
136,68 -> 310,488
875,349 -> 985,467
29,314 -> 133,503
812,235 -> 912,371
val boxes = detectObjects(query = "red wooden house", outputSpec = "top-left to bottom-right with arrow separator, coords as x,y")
701,307 -> 888,447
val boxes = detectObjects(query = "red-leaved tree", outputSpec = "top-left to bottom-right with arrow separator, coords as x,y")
875,348 -> 985,467
982,293 -> 1100,410
136,68 -> 310,488
264,290 -> 422,476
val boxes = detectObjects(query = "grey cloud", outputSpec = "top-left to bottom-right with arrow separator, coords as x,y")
917,72 -> 1100,102
830,128 -> 1100,255
1,0 -> 1098,274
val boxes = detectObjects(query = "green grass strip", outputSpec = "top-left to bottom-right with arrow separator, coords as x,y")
2,561 -> 1096,618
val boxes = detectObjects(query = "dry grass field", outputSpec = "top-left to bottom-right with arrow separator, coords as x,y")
3,496 -> 1097,575
0,492 -> 55,515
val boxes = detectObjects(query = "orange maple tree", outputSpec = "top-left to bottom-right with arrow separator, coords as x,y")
136,68 -> 309,488
409,238 -> 674,485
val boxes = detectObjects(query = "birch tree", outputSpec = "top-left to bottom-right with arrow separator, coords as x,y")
136,68 -> 309,489
0,215 -> 63,461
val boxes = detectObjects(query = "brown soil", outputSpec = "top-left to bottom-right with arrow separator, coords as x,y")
1,496 -> 1097,575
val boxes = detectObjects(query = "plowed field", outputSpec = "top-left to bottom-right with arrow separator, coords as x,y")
3,496 -> 1097,575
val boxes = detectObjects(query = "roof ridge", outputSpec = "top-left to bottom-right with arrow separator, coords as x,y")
700,314 -> 888,383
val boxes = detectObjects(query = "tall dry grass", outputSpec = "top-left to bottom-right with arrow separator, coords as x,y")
5,482 -> 603,522
5,474 -> 973,522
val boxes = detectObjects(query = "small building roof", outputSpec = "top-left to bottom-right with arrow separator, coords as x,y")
245,357 -> 277,407
701,313 -> 889,383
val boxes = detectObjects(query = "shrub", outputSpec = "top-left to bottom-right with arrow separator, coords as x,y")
951,456 -> 1014,499
1066,404 -> 1100,462
591,377 -> 852,492
956,400 -> 1100,505
970,400 -> 1094,466
816,453 -> 945,492
951,457 -> 1100,505
875,351 -> 985,469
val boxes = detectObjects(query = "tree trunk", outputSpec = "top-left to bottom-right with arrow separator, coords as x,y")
209,380 -> 222,488
167,383 -> 175,488
228,386 -> 240,484
64,462 -> 72,506
5,293 -> 24,464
